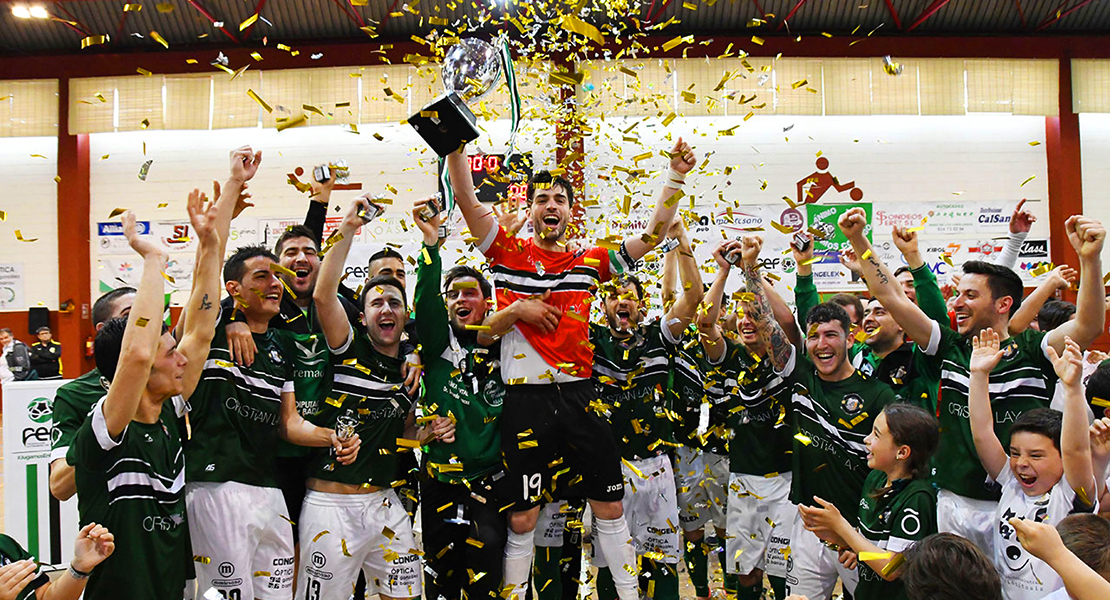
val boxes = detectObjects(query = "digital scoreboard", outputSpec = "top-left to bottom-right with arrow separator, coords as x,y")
439,153 -> 533,205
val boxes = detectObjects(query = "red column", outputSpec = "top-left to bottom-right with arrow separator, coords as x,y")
56,77 -> 94,377
1045,58 -> 1083,269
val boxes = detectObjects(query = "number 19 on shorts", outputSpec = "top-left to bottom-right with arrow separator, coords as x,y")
523,473 -> 542,501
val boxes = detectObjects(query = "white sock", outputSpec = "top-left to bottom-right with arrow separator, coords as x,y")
595,516 -> 639,600
503,528 -> 535,598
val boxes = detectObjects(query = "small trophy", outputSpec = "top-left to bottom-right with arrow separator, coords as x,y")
333,410 -> 358,457
313,160 -> 350,185
409,38 -> 504,157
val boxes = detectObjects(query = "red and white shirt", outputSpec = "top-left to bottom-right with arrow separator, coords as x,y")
480,226 -> 631,382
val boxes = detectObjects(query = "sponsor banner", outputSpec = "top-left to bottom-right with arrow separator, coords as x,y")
2,380 -> 80,567
0,263 -> 25,310
807,202 -> 873,265
96,220 -> 152,255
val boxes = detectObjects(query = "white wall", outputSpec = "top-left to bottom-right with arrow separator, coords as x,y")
0,137 -> 58,310
586,114 -> 1052,299
1080,113 -> 1110,268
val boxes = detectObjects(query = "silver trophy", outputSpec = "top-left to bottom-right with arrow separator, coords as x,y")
409,38 -> 504,157
335,410 -> 358,442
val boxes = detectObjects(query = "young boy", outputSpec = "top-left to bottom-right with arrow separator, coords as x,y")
968,330 -> 1103,599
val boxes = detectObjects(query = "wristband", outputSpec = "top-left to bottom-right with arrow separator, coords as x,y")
663,167 -> 686,190
68,564 -> 90,580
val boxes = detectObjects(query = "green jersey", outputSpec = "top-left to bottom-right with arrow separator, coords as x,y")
186,315 -> 294,488
719,339 -> 794,476
591,320 -> 673,461
854,470 -> 937,600
790,357 -> 896,525
853,343 -> 938,412
68,397 -> 189,600
415,244 -> 505,483
50,367 -> 109,462
307,326 -> 413,488
276,314 -> 333,460
670,325 -> 729,455
0,535 -> 48,600
920,324 -> 1057,500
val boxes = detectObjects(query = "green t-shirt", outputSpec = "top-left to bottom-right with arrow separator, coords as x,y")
591,320 -> 673,461
306,326 -> 413,488
275,313 -> 334,460
185,316 -> 294,488
415,244 -> 505,483
853,343 -> 938,413
68,397 -> 189,600
790,357 -> 896,525
920,325 -> 1056,500
719,339 -> 794,476
670,325 -> 729,455
50,367 -> 110,462
0,534 -> 48,600
854,470 -> 937,600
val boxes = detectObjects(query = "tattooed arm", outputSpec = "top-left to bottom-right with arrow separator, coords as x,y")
838,207 -> 935,348
180,188 -> 228,400
738,236 -> 793,370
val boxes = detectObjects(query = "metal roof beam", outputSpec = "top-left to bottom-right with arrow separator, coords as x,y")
647,0 -> 675,23
883,0 -> 902,30
1036,0 -> 1097,31
905,0 -> 953,32
776,0 -> 811,31
1014,0 -> 1028,28
186,0 -> 239,43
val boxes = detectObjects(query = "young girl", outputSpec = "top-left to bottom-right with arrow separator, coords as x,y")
798,402 -> 940,600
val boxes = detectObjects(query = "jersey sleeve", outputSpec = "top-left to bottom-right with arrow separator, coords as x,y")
50,386 -> 90,462
67,398 -> 126,472
887,489 -> 938,553
414,243 -> 450,359
477,225 -> 509,260
910,264 -> 952,327
919,320 -> 959,377
793,273 -> 819,328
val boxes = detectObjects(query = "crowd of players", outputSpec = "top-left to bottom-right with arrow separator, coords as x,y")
3,138 -> 1110,600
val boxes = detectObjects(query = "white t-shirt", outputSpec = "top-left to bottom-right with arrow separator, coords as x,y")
994,467 -> 1089,600
1039,587 -> 1072,600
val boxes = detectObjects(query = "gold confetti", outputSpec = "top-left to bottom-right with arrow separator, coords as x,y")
1020,175 -> 1036,187
859,552 -> 892,561
1091,398 -> 1110,408
341,539 -> 352,557
253,571 -> 271,578
751,36 -> 765,45
276,114 -> 308,131
791,79 -> 808,90
794,433 -> 812,445
312,530 -> 330,542
81,35 -> 109,49
1029,141 -> 1041,146
193,555 -> 210,564
881,552 -> 907,577
247,89 -> 272,113
155,2 -> 174,12
239,13 -> 259,31
136,67 -> 153,76
124,3 -> 142,10
149,30 -> 169,49
14,230 -> 37,242
560,14 -> 604,45
135,317 -> 150,327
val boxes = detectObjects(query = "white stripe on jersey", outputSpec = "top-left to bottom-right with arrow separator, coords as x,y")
108,453 -> 184,483
333,372 -> 403,394
792,392 -> 869,459
940,367 -> 1049,395
107,468 -> 185,495
491,270 -> 601,290
593,356 -> 669,383
202,359 -> 285,400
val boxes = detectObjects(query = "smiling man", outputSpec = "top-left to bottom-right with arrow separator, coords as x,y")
447,138 -> 697,600
838,205 -> 1106,556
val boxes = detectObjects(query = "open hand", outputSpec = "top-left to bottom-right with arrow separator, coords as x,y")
514,290 -> 562,334
838,248 -> 861,275
187,188 -> 219,244
1010,199 -> 1036,234
229,145 -> 262,183
1046,265 -> 1079,291
969,328 -> 1005,374
122,211 -> 164,260
402,352 -> 423,398
1046,335 -> 1084,386
0,560 -> 39,600
493,197 -> 526,236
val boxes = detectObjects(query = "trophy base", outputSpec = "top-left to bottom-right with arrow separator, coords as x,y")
408,92 -> 481,157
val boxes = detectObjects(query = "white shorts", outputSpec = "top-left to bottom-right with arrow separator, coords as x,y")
186,481 -> 295,600
594,454 -> 681,567
296,489 -> 422,600
937,489 -> 996,557
725,472 -> 793,577
674,446 -> 729,532
785,509 -> 858,600
534,500 -> 571,548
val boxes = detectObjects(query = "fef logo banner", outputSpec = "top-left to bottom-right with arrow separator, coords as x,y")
807,202 -> 874,263
2,380 -> 80,567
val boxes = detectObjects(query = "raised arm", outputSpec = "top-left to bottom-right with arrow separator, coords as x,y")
304,165 -> 337,243
1051,337 -> 1099,506
764,277 -> 802,348
313,196 -> 369,350
739,236 -> 794,370
661,237 -> 678,310
446,150 -> 498,247
1009,265 -> 1077,335
1010,518 -> 1110,600
101,213 -> 167,438
698,241 -> 738,362
178,190 -> 223,400
1047,216 -> 1106,353
622,138 -> 697,261
663,219 -> 705,339
791,231 -> 819,328
890,226 -> 951,325
995,199 -> 1034,270
968,328 -> 1009,480
839,208 -> 935,348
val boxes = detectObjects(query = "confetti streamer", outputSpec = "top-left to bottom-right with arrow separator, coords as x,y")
149,31 -> 169,49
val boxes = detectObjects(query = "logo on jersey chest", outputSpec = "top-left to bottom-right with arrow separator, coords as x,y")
842,393 -> 865,416
1001,340 -> 1019,360
268,347 -> 284,365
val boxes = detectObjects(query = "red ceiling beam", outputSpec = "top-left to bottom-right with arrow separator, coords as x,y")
1035,0 -> 1097,31
905,0 -> 953,32
647,0 -> 675,23
1014,0 -> 1029,28
186,0 -> 240,44
750,0 -> 766,18
52,2 -> 94,37
776,0 -> 811,31
239,0 -> 268,40
882,0 -> 903,30
377,0 -> 402,31
329,0 -> 367,29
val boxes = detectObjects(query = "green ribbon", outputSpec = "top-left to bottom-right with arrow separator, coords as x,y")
500,36 -> 521,161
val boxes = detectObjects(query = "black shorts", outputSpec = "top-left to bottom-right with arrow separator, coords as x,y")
499,380 -> 624,509
421,474 -> 508,600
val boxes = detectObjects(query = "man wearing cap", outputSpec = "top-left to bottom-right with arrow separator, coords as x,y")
30,326 -> 63,380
